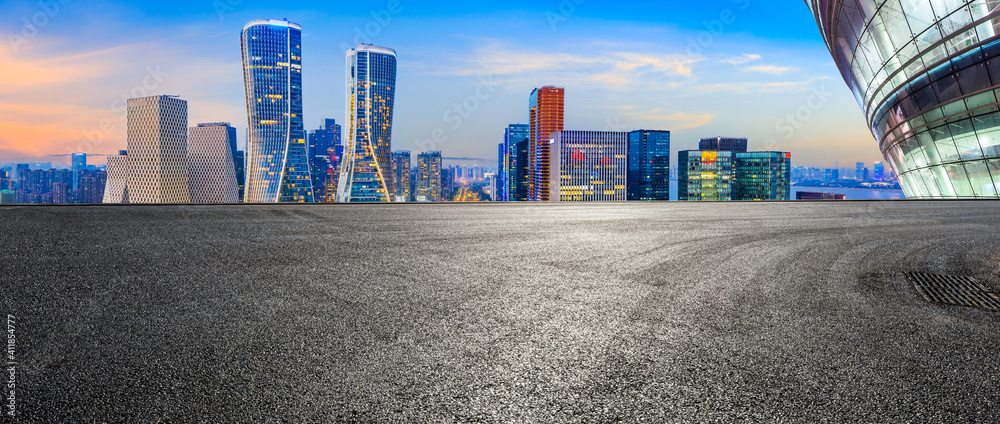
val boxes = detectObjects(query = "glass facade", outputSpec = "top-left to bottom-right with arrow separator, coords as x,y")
71,153 -> 85,191
241,19 -> 313,203
807,1 -> 1000,198
698,137 -> 747,153
503,124 -> 529,201
627,130 -> 671,201
338,45 -> 397,203
678,151 -> 733,201
733,152 -> 792,201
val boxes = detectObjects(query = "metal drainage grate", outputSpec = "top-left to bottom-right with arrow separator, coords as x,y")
904,272 -> 1000,310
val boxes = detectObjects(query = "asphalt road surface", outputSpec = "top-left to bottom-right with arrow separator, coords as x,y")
2,202 -> 1000,422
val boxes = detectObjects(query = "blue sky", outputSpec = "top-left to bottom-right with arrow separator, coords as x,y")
0,0 -> 882,168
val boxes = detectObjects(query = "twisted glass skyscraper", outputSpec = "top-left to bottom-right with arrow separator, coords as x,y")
338,45 -> 397,203
807,1 -> 1000,198
241,19 -> 313,203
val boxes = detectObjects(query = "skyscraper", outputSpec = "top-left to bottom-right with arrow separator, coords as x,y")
234,150 -> 246,202
698,137 -> 747,153
308,119 -> 342,202
440,167 -> 455,201
874,162 -> 885,181
807,2 -> 1000,198
733,152 -> 791,201
856,162 -> 864,181
497,143 -> 506,201
338,44 -> 398,203
514,138 -> 530,201
678,151 -> 734,201
103,150 -> 129,203
679,149 -> 791,201
416,151 -> 441,202
188,123 -> 240,203
392,150 -> 411,202
241,19 -> 313,203
503,124 -> 529,202
549,131 -> 628,202
627,130 -> 671,201
80,171 -> 105,204
125,95 -> 190,204
71,153 -> 86,190
528,86 -> 565,201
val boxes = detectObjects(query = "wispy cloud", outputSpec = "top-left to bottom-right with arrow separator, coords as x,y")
681,77 -> 829,96
720,53 -> 761,65
0,29 -> 243,163
427,41 -> 703,90
631,111 -> 714,129
743,65 -> 800,75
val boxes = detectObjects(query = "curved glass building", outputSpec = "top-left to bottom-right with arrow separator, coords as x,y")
807,1 -> 1000,198
338,44 -> 397,203
241,19 -> 313,203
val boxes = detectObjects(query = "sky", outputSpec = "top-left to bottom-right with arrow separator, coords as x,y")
0,0 -> 883,168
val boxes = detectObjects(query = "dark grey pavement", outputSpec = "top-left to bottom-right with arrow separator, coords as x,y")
2,202 -> 1000,422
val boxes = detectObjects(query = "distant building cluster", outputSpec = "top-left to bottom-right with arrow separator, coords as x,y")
0,156 -> 106,205
792,161 -> 901,189
494,86 -> 674,202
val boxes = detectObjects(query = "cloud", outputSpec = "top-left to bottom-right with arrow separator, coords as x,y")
682,77 -> 829,96
427,41 -> 702,90
618,110 -> 715,130
0,29 -> 244,163
743,65 -> 800,75
720,53 -> 761,65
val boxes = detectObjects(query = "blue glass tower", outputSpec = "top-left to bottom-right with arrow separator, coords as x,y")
71,153 -> 86,191
627,130 -> 670,201
338,44 -> 397,202
241,19 -> 313,203
503,124 -> 529,202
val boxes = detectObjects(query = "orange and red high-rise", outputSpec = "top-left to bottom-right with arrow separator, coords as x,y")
528,86 -> 564,201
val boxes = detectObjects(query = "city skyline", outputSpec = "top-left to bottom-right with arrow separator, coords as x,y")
1,1 -> 883,169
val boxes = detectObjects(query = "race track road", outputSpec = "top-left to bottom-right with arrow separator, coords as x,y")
1,201 -> 999,422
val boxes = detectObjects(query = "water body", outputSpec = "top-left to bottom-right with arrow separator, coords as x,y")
667,180 -> 907,200
792,186 -> 907,200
